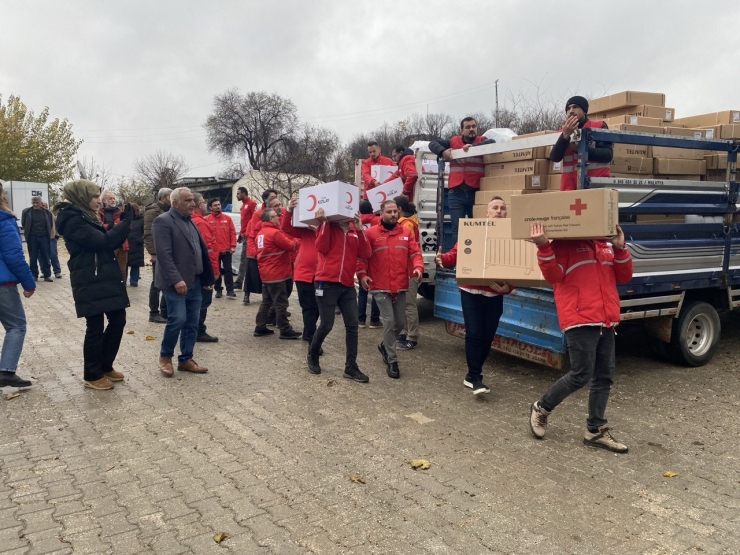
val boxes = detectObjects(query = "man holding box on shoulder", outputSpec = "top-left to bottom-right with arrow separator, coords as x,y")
383,145 -> 418,202
528,221 -> 632,453
549,96 -> 613,191
361,141 -> 394,199
435,196 -> 512,395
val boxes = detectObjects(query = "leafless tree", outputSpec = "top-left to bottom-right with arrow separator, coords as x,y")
75,156 -> 113,190
133,150 -> 189,194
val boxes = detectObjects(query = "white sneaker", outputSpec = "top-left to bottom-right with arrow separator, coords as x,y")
584,427 -> 628,453
529,402 -> 550,439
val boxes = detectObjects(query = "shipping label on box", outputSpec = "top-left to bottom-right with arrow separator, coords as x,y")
698,124 -> 740,139
510,188 -> 619,240
480,174 -> 546,191
298,181 -> 359,225
588,91 -> 666,114
613,144 -> 650,157
673,110 -> 740,128
370,165 -> 397,183
604,115 -> 663,127
653,159 -> 706,175
650,146 -> 705,160
367,178 -> 404,211
455,218 -> 550,288
664,127 -> 707,139
483,147 -> 548,164
593,105 -> 674,122
608,156 -> 653,174
550,160 -> 562,174
484,159 -> 550,177
705,169 -> 729,182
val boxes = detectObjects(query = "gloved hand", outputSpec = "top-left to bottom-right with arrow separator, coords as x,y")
120,203 -> 134,223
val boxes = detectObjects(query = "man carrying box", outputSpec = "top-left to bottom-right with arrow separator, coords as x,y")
435,196 -> 512,395
549,96 -> 613,191
361,141 -> 394,199
383,145 -> 418,202
528,221 -> 632,453
429,117 -> 494,241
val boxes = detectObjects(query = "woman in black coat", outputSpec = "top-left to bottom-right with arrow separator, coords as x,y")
126,204 -> 145,286
53,180 -> 132,390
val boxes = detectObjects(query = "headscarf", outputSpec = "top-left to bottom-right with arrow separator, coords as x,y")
52,179 -> 102,223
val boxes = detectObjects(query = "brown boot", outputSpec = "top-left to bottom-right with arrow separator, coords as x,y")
84,377 -> 114,390
159,356 -> 174,377
104,369 -> 124,382
177,359 -> 208,373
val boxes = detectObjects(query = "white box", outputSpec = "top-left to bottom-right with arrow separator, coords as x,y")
370,165 -> 397,183
290,208 -> 309,229
367,178 -> 404,211
298,181 -> 359,225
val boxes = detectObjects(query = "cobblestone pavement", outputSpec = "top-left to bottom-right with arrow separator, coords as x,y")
1,252 -> 739,555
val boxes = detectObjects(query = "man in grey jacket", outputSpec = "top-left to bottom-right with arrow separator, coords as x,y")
143,188 -> 171,323
21,197 -> 55,282
153,187 -> 215,377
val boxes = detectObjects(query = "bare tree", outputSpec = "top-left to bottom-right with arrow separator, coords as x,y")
75,156 -> 113,190
115,176 -> 154,206
133,150 -> 189,194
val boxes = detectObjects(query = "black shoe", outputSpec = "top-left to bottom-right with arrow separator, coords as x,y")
55,273 -> 63,279
253,326 -> 275,337
129,283 -> 138,287
43,277 -> 53,282
226,291 -> 236,299
215,290 -> 223,299
266,319 -> 277,327
378,343 -> 389,364
196,333 -> 219,343
286,311 -> 291,318
386,362 -> 400,379
343,364 -> 369,383
303,338 -> 323,356
243,294 -> 250,305
233,281 -> 243,290
279,329 -> 301,340
306,354 -> 322,375
0,373 -> 32,388
368,320 -> 382,329
149,314 -> 167,324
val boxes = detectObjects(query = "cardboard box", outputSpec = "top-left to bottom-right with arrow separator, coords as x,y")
290,208 -> 309,229
608,156 -> 654,175
673,110 -> 740,128
455,218 -> 549,288
483,147 -> 548,164
650,146 -> 705,160
705,169 -> 729,182
369,165 -> 397,183
547,174 -> 562,190
367,178 -> 404,211
615,124 -> 666,134
697,125 -> 740,139
664,127 -> 708,139
635,214 -> 686,224
474,189 -> 529,208
657,174 -> 702,181
592,105 -> 675,123
705,153 -> 729,170
550,160 -> 562,174
588,91 -> 666,114
613,144 -> 650,157
604,115 -> 663,127
611,173 -> 654,179
512,130 -> 558,140
653,159 -> 706,175
479,174 -> 547,191
297,181 -> 359,225
484,159 -> 550,177
510,188 -> 618,240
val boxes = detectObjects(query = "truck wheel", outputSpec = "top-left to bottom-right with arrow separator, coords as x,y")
418,283 -> 435,301
669,301 -> 721,367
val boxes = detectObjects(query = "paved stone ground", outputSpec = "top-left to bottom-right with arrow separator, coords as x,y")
1,250 -> 739,554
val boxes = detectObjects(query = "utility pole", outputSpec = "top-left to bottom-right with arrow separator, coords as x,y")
495,79 -> 499,128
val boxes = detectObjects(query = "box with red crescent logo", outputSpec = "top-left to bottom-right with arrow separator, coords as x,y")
297,181 -> 360,225
367,177 -> 403,212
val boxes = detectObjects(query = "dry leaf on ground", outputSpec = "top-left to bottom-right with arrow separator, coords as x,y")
350,474 -> 365,484
327,379 -> 336,387
145,335 -> 155,340
663,471 -> 678,478
126,330 -> 135,334
213,532 -> 228,543
407,459 -> 431,470
5,393 -> 21,400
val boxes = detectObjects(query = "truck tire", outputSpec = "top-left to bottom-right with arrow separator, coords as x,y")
669,301 -> 721,367
418,283 -> 435,301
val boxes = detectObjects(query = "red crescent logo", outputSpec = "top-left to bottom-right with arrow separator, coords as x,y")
375,191 -> 387,202
346,192 -> 353,203
307,194 -> 317,211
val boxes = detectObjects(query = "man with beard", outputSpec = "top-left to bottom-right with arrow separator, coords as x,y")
205,199 -> 237,299
361,141 -> 394,199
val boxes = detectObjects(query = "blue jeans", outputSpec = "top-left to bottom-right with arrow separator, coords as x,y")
448,187 -> 477,243
460,290 -> 503,382
27,234 -> 51,279
50,238 -> 62,275
539,326 -> 616,430
0,286 -> 27,373
161,278 -> 202,365
357,286 -> 379,323
128,266 -> 140,285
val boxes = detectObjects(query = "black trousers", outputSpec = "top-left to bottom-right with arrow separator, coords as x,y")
215,252 -> 234,292
27,234 -> 51,279
309,283 -> 358,366
256,280 -> 291,332
149,261 -> 168,317
197,286 -> 213,336
83,309 -> 126,381
296,281 -> 319,342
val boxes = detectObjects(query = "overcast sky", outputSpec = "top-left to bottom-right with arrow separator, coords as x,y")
3,0 -> 739,181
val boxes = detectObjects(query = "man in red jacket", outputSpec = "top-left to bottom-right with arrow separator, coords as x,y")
234,186 -> 257,290
361,141 -> 394,199
192,193 -> 220,343
205,199 -> 237,299
358,200 -> 423,379
383,145 -> 418,201
306,208 -> 370,382
529,222 -> 633,453
357,200 -> 381,328
244,189 -> 278,304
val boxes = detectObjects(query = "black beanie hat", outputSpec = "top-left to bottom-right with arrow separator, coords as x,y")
566,96 -> 589,114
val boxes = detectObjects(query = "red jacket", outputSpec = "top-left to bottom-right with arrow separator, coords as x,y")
315,222 -> 370,287
281,211 -> 316,283
448,135 -> 486,189
246,204 -> 267,257
536,240 -> 632,331
559,119 -> 610,191
383,149 -> 418,201
360,214 -> 379,231
192,212 -> 219,275
361,155 -> 395,198
357,223 -> 423,294
98,207 -> 129,250
206,212 -> 236,252
256,221 -> 298,283
440,243 -> 512,295
239,198 -> 257,237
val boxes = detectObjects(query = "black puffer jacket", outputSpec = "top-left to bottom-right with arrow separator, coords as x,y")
56,205 -> 131,318
127,215 -> 145,267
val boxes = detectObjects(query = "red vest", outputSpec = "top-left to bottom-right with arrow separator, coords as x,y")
448,135 -> 486,189
559,119 -> 611,191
